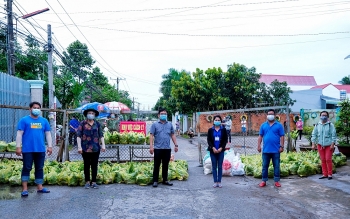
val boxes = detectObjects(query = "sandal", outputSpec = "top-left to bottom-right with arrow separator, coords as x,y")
37,188 -> 50,193
21,191 -> 29,197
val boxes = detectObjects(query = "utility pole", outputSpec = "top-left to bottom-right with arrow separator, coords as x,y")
6,0 -> 15,75
110,77 -> 125,91
47,24 -> 55,147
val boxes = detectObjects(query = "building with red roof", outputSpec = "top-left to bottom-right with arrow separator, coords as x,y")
259,74 -> 317,91
311,83 -> 350,101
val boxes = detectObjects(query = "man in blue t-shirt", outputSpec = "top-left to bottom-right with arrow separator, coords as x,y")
257,109 -> 285,188
15,101 -> 52,197
149,108 -> 179,188
69,116 -> 80,146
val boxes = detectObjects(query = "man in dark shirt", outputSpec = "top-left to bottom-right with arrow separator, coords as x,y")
69,116 -> 80,146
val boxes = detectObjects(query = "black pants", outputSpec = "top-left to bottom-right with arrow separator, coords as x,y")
298,130 -> 303,140
69,131 -> 77,145
82,151 -> 100,182
153,149 -> 171,183
226,129 -> 231,143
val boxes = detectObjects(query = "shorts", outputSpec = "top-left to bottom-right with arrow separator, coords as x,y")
176,127 -> 180,131
241,127 -> 246,133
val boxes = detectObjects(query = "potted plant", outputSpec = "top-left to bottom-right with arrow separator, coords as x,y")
335,99 -> 350,157
303,126 -> 314,146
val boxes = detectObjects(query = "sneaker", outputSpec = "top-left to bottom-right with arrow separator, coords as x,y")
259,181 -> 266,187
213,183 -> 218,188
217,183 -> 222,188
274,182 -> 281,187
84,183 -> 90,189
91,183 -> 99,189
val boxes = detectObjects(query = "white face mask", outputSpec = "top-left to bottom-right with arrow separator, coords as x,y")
267,115 -> 275,121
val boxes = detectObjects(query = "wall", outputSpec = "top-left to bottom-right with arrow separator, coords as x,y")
302,109 -> 337,127
290,89 -> 322,112
323,85 -> 341,99
197,112 -> 295,134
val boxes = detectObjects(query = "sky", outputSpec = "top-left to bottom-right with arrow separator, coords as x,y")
7,0 -> 350,109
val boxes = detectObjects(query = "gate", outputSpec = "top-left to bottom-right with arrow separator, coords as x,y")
196,106 -> 292,166
0,73 -> 31,143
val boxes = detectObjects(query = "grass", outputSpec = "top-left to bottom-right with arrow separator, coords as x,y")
180,134 -> 190,139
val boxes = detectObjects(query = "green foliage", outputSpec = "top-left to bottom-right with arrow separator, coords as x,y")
303,126 -> 314,135
339,76 -> 350,85
335,99 -> 350,145
158,63 -> 296,114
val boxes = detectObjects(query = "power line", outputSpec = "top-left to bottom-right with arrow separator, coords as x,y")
82,36 -> 350,52
76,25 -> 350,37
45,0 -> 125,81
46,0 -> 300,14
12,2 -> 47,43
53,0 -> 164,93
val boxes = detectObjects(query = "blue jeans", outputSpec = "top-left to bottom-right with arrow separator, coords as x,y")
262,153 -> 280,182
210,151 -> 224,183
21,152 -> 46,185
226,130 -> 231,142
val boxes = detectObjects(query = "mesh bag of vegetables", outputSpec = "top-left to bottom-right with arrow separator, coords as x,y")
8,174 -> 21,186
0,168 -> 13,183
46,171 -> 58,185
6,142 -> 16,152
0,141 -> 7,152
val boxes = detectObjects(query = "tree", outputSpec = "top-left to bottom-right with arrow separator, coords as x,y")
61,40 -> 94,82
268,80 -> 296,107
225,63 -> 261,109
335,99 -> 350,145
157,68 -> 187,116
15,35 -> 51,106
339,76 -> 350,85
54,68 -> 84,109
157,62 -> 296,114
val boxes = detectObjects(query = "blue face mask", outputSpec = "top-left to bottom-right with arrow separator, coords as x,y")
214,121 -> 221,126
31,109 -> 41,116
87,114 -> 95,120
159,115 -> 167,121
320,116 -> 328,121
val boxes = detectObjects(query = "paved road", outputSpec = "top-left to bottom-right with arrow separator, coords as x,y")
0,137 -> 349,219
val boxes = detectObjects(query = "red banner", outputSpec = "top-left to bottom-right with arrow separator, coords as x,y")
119,121 -> 146,136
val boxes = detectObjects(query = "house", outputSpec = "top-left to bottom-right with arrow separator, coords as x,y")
311,83 -> 350,101
259,74 -> 317,91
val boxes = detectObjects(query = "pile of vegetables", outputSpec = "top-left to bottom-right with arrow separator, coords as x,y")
0,141 -> 16,152
104,131 -> 150,145
0,159 -> 188,186
241,151 -> 347,178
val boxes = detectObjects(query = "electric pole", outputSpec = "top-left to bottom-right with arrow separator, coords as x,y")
47,24 -> 55,146
6,0 -> 15,75
110,77 -> 125,91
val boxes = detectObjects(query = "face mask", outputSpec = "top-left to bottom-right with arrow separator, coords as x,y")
214,121 -> 221,126
267,115 -> 275,121
320,116 -> 327,121
87,114 -> 95,120
32,109 -> 41,116
159,115 -> 167,121
111,115 -> 115,118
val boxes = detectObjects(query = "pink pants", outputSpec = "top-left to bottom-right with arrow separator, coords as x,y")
317,144 -> 333,176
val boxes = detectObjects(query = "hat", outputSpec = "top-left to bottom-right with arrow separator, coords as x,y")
83,108 -> 99,117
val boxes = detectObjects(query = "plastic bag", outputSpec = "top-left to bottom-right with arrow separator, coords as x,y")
231,160 -> 245,176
